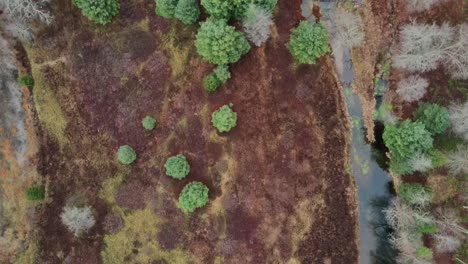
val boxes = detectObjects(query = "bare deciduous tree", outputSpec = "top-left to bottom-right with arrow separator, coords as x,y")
396,75 -> 428,102
405,0 -> 444,12
434,233 -> 462,253
448,101 -> 468,141
60,206 -> 96,237
393,22 -> 453,72
334,7 -> 364,49
409,153 -> 433,173
0,35 -> 16,77
242,4 -> 272,47
394,22 -> 468,78
0,0 -> 53,24
446,144 -> 468,176
384,198 -> 435,264
443,24 -> 468,80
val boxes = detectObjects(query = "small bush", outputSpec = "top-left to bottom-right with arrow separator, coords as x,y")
18,75 -> 34,88
26,185 -> 45,201
117,145 -> 137,165
287,21 -> 330,64
203,74 -> 222,92
74,0 -> 119,25
242,4 -> 272,47
396,75 -> 428,102
212,104 -> 237,132
448,101 -> 468,141
399,183 -> 433,207
142,116 -> 157,130
174,0 -> 200,25
196,18 -> 250,65
164,154 -> 190,179
178,181 -> 209,213
61,206 -> 96,237
155,0 -> 178,18
203,65 -> 231,92
383,120 -> 433,161
414,103 -> 450,135
416,246 -> 433,259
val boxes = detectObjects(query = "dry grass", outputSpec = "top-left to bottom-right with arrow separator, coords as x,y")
26,45 -> 69,147
101,208 -> 194,263
160,23 -> 194,79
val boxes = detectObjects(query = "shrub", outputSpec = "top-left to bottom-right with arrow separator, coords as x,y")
174,0 -> 200,25
26,185 -> 45,201
242,4 -> 273,47
416,246 -> 433,259
396,75 -> 428,103
287,21 -> 330,64
212,104 -> 237,132
178,181 -> 209,213
18,75 -> 34,88
201,0 -> 276,20
164,154 -> 190,179
383,120 -> 433,161
427,149 -> 448,168
416,223 -> 438,234
234,0 -> 277,19
200,0 -> 233,19
446,145 -> 468,176
117,145 -> 137,165
414,103 -> 450,135
61,206 -> 96,237
389,157 -> 413,175
203,65 -> 231,92
195,18 -> 250,65
408,153 -> 433,173
155,0 -> 178,18
399,183 -> 433,207
142,116 -> 157,130
74,0 -> 119,25
448,101 -> 468,141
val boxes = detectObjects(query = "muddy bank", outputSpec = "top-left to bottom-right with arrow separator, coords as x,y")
25,0 -> 358,263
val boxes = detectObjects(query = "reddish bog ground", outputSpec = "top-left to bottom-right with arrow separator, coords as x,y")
29,0 -> 358,263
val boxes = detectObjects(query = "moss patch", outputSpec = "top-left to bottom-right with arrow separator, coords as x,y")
101,208 -> 194,263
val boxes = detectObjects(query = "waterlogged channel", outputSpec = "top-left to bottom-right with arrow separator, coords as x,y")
301,1 -> 396,263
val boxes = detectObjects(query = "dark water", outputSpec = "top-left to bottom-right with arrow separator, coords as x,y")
301,1 -> 396,263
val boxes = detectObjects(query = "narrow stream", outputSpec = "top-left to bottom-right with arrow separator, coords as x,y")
301,1 -> 396,263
